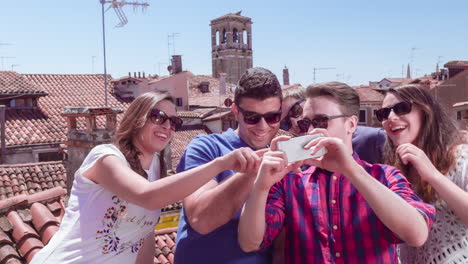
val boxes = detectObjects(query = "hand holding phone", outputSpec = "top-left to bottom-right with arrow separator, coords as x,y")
277,134 -> 327,163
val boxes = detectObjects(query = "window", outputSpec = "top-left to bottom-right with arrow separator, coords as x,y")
38,152 -> 63,162
359,109 -> 367,123
176,98 -> 183,107
457,111 -> 462,120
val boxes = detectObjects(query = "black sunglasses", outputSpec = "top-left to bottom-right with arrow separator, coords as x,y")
297,115 -> 350,133
375,101 -> 412,122
280,99 -> 304,131
236,105 -> 282,125
149,108 -> 183,131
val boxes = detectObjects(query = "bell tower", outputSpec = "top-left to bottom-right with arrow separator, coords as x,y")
210,11 -> 253,84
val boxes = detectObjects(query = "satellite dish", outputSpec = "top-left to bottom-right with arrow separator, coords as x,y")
224,98 -> 233,107
167,65 -> 173,73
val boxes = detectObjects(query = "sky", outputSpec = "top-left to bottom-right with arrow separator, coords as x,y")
1,0 -> 467,86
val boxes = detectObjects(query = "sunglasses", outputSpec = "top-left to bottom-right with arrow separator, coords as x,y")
236,105 -> 282,125
280,99 -> 304,131
297,115 -> 350,133
375,101 -> 412,122
148,108 -> 183,131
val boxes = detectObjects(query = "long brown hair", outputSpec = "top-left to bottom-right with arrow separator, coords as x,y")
114,91 -> 175,179
382,85 -> 465,202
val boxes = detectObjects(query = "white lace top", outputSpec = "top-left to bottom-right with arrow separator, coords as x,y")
30,144 -> 161,264
399,144 -> 468,264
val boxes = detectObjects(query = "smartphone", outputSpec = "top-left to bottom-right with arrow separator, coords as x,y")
277,134 -> 327,163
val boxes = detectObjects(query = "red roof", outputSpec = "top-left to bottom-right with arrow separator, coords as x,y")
355,87 -> 384,102
0,161 -> 67,201
0,186 -> 179,264
153,227 -> 177,264
0,187 -> 66,264
170,129 -> 208,170
3,73 -> 130,147
381,78 -> 411,84
0,72 -> 47,95
444,61 -> 468,68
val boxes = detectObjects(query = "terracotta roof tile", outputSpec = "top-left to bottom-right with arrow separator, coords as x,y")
154,227 -> 177,264
2,73 -> 130,147
355,87 -> 384,102
444,61 -> 468,68
170,129 -> 208,171
0,187 -> 66,264
0,161 -> 66,200
0,72 -> 47,95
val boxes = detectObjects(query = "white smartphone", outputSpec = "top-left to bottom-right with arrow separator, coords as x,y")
277,134 -> 327,163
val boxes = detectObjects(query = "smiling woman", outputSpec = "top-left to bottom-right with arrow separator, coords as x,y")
379,85 -> 468,264
30,91 -> 263,264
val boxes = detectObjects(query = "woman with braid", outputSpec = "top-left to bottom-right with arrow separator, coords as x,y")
377,85 -> 468,263
31,91 -> 262,264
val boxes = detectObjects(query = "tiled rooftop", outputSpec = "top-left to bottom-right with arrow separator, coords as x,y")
0,187 -> 66,264
0,161 -> 67,201
0,186 -> 178,264
2,73 -> 130,147
153,227 -> 177,264
170,128 -> 209,170
355,87 -> 384,102
444,61 -> 468,68
0,72 -> 47,95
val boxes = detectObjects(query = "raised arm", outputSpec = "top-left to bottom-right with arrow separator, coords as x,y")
84,147 -> 260,211
239,137 -> 300,252
304,135 -> 433,247
397,143 -> 468,226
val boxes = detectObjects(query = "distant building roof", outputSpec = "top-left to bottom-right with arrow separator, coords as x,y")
0,71 -> 47,96
444,61 -> 468,68
2,73 -> 130,147
170,128 -> 208,170
355,87 -> 385,102
380,78 -> 411,84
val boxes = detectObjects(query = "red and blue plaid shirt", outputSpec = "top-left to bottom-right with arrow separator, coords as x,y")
260,154 -> 435,264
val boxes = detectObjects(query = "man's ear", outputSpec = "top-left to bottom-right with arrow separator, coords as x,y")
347,115 -> 358,135
232,103 -> 239,121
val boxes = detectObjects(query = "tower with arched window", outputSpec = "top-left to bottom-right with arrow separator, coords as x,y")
210,11 -> 253,84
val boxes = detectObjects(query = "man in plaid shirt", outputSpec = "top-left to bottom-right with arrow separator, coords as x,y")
238,82 -> 435,263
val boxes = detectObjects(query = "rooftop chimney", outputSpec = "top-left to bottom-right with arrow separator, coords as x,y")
283,66 -> 290,85
138,72 -> 141,78
61,106 -> 123,195
171,55 -> 183,74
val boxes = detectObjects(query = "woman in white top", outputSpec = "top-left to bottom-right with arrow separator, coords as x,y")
376,85 -> 468,263
31,91 -> 262,264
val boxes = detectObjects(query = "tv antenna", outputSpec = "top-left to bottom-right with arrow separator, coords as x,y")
409,47 -> 419,77
167,33 -> 180,63
313,67 -> 336,83
99,0 -> 150,106
0,56 -> 15,71
11,64 -> 20,71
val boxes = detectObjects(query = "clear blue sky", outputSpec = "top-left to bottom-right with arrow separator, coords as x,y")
1,0 -> 467,86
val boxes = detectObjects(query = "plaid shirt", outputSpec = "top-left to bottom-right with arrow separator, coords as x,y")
261,154 -> 435,264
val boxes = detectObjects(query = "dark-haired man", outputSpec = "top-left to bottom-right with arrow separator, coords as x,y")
174,67 -> 283,263
238,81 -> 435,263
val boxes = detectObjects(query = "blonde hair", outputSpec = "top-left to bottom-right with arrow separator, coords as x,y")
115,91 -> 175,178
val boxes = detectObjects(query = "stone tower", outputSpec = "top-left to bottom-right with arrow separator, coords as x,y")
210,11 -> 253,84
